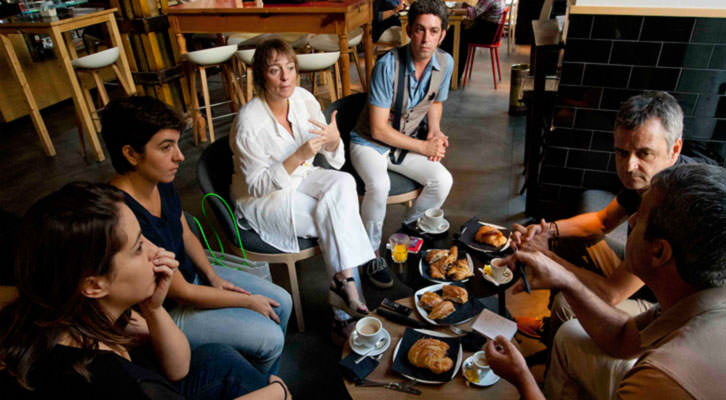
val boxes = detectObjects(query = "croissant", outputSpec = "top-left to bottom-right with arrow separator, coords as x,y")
446,259 -> 474,281
428,300 -> 455,319
429,258 -> 449,279
425,249 -> 449,264
444,246 -> 458,267
418,291 -> 443,310
408,338 -> 454,374
442,285 -> 468,304
475,225 -> 507,247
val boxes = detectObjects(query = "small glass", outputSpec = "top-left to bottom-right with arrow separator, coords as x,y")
389,233 -> 410,270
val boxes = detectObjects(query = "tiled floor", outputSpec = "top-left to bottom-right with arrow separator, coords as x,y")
0,43 -> 550,398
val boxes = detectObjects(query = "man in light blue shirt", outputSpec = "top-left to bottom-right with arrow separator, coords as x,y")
349,0 -> 454,288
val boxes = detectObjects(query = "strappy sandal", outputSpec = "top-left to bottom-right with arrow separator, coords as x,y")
328,275 -> 369,319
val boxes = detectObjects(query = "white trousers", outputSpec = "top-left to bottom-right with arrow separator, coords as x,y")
350,143 -> 453,250
545,320 -> 637,400
292,168 -> 375,320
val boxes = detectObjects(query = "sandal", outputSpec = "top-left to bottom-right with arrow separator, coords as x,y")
328,275 -> 369,319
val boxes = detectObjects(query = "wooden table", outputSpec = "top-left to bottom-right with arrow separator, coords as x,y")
0,9 -> 134,161
342,297 -> 520,399
400,9 -> 466,90
164,0 -> 374,97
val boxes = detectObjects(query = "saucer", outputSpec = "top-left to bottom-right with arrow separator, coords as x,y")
417,217 -> 450,234
461,355 -> 500,386
349,328 -> 391,357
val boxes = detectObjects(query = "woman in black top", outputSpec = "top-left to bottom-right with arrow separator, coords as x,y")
0,182 -> 291,399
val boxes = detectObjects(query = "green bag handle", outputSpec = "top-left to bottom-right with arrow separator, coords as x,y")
192,192 -> 249,268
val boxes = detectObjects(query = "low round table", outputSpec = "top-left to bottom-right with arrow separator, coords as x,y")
342,297 -> 520,400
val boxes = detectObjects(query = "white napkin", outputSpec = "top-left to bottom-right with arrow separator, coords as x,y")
471,309 -> 517,341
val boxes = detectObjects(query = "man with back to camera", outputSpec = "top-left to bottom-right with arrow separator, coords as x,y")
511,91 -> 699,339
349,0 -> 455,289
486,163 -> 726,399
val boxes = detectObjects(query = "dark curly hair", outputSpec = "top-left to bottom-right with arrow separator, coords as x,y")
408,0 -> 449,31
101,96 -> 185,174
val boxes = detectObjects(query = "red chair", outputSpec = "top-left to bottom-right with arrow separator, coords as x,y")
461,6 -> 510,89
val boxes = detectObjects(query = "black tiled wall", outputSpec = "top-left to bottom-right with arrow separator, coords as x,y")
536,14 -> 726,217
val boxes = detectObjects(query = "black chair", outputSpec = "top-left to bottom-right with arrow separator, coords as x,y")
197,136 -> 319,332
323,93 -> 422,206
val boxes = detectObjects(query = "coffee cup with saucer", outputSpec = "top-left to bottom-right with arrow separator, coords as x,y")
417,208 -> 450,234
350,316 -> 391,357
462,350 -> 500,386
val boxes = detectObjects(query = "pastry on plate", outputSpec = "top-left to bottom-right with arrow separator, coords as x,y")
418,291 -> 443,310
474,225 -> 507,247
429,257 -> 449,279
428,300 -> 455,320
425,249 -> 449,264
446,259 -> 473,281
408,338 -> 454,374
441,285 -> 468,304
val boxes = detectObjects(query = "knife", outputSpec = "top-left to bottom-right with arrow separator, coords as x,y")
357,380 -> 422,395
377,308 -> 428,328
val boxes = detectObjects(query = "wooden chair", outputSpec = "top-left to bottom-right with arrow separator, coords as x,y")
308,28 -> 366,91
197,135 -> 319,332
461,6 -> 510,89
296,51 -> 341,104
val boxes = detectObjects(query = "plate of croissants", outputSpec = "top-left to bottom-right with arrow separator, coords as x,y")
459,218 -> 511,253
419,245 -> 474,283
391,328 -> 463,384
415,283 -> 485,326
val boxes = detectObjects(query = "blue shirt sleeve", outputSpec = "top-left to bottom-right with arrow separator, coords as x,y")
369,51 -> 396,109
436,52 -> 454,102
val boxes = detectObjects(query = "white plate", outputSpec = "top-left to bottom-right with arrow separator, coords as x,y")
419,250 -> 474,284
414,283 -> 477,326
461,355 -> 501,386
349,328 -> 391,357
417,217 -> 450,234
460,221 -> 512,253
478,262 -> 514,286
392,329 -> 463,384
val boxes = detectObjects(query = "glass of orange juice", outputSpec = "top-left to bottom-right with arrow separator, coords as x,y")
389,233 -> 410,269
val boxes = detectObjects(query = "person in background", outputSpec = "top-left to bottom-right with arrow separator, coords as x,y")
230,39 -> 375,340
0,182 -> 291,400
101,96 -> 292,374
441,0 -> 505,80
487,164 -> 726,400
350,0 -> 454,290
372,0 -> 408,42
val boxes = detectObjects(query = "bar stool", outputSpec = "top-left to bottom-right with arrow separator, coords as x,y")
235,49 -> 256,101
185,44 -> 245,144
296,51 -> 341,104
374,26 -> 402,55
308,28 -> 365,92
72,46 -> 136,155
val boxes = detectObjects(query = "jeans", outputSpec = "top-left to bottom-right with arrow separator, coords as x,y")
178,343 -> 269,400
170,264 -> 292,374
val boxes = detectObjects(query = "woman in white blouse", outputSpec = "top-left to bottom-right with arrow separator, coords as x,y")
230,39 -> 375,328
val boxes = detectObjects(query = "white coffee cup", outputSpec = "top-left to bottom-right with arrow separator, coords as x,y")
472,350 -> 491,375
352,316 -> 383,348
421,208 -> 445,231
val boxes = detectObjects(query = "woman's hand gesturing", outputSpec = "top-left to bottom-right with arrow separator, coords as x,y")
308,110 -> 341,151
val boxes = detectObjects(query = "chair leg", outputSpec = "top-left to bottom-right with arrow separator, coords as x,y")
199,66 -> 215,143
82,86 -> 102,133
490,48 -> 497,89
325,69 -> 338,103
91,70 -> 110,106
111,63 -> 135,96
351,46 -> 366,89
333,61 -> 343,99
245,65 -> 254,101
467,47 -> 476,85
189,65 -> 203,144
285,258 -> 305,333
495,47 -> 502,82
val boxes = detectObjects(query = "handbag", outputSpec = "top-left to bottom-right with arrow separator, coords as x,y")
192,193 -> 272,282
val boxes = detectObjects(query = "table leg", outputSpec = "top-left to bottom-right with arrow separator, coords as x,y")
105,16 -> 137,96
451,21 -> 461,90
363,23 -> 373,92
49,28 -> 105,162
337,30 -> 351,96
0,34 -> 56,157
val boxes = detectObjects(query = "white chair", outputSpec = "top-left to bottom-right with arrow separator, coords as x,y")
296,51 -> 341,103
234,49 -> 256,101
72,46 -> 136,155
505,0 -> 519,54
308,28 -> 365,92
374,26 -> 402,55
185,44 -> 245,144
